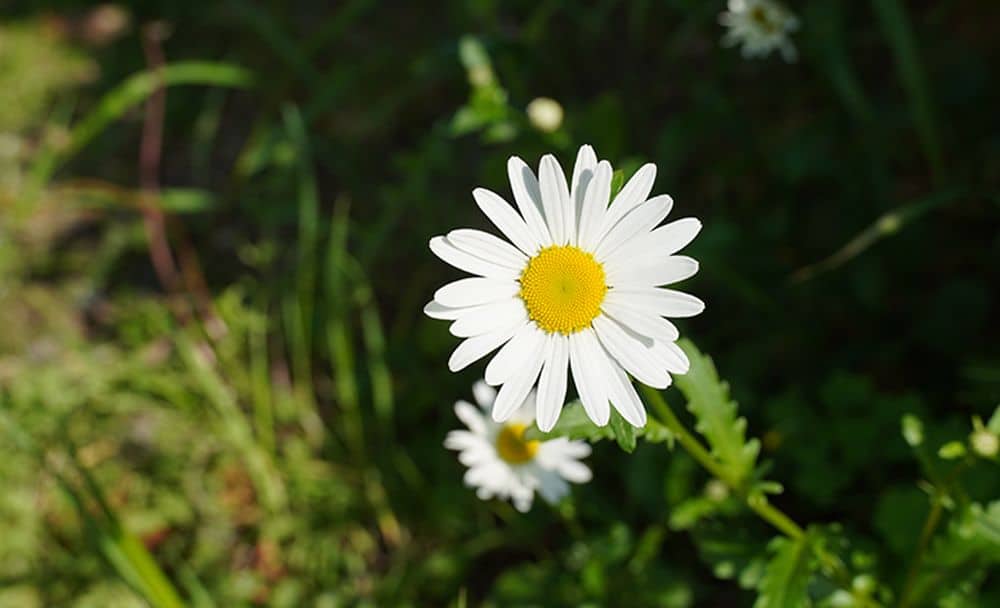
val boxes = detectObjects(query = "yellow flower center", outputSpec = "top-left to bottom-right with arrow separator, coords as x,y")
495,423 -> 540,464
519,245 -> 607,335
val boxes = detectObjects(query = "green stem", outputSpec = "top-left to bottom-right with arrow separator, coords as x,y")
641,386 -> 883,608
643,386 -> 804,539
897,497 -> 944,608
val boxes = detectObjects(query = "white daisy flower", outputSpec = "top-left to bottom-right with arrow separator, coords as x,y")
719,0 -> 800,62
445,381 -> 592,512
425,144 -> 704,431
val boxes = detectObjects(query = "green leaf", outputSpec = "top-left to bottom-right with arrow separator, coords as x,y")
524,402 -> 616,443
610,409 -> 637,452
901,413 -> 925,447
754,535 -> 814,608
906,501 -> 1000,605
937,441 -> 966,460
674,339 -> 760,482
524,402 -> 674,451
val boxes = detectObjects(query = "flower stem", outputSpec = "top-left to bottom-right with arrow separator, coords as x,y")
641,385 -> 883,608
897,496 -> 944,608
641,386 -> 804,539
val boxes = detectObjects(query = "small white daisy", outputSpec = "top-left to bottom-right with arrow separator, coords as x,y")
445,381 -> 592,512
425,144 -> 704,431
719,0 -> 800,62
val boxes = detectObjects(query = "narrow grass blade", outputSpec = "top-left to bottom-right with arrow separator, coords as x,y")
872,0 -> 946,183
29,61 -> 254,189
283,105 -> 319,406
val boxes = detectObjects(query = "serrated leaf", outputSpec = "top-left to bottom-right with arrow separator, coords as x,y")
754,535 -> 814,608
524,401 -> 675,451
643,417 -> 676,447
674,339 -> 760,482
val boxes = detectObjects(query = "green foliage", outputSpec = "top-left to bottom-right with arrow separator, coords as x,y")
525,401 -> 674,452
754,535 -> 815,608
1,1 -> 998,606
0,20 -> 93,132
905,501 -> 1000,606
674,339 -> 760,484
28,60 -> 254,192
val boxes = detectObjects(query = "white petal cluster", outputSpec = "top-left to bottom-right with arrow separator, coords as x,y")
444,382 -> 592,512
719,0 -> 800,62
426,145 -> 704,431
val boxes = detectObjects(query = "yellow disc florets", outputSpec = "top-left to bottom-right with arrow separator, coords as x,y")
519,245 -> 607,335
495,423 -> 540,464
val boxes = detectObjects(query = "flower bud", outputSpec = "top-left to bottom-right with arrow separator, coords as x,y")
526,97 -> 564,133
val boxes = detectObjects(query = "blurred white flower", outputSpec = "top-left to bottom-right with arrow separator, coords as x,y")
526,97 -> 564,133
425,144 -> 703,431
970,416 -> 999,459
719,0 -> 800,62
445,381 -> 592,512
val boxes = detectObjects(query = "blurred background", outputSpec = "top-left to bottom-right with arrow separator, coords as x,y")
1,1 -> 998,606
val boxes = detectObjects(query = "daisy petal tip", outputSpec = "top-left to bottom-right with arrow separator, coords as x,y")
537,413 -> 559,433
490,406 -> 510,423
446,357 -> 468,373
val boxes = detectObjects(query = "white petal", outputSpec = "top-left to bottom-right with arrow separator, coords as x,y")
472,188 -> 539,255
594,195 -> 673,262
577,160 -> 612,251
605,255 -> 699,288
450,298 -> 527,338
538,154 -> 570,245
429,236 -> 518,280
569,145 -> 598,245
444,430 -> 486,452
510,389 -> 538,425
597,163 -> 656,240
457,445 -> 495,467
454,400 -> 488,435
555,458 -> 592,483
424,300 -> 465,320
472,380 -> 497,410
536,334 -> 569,432
491,341 -> 546,422
598,348 -> 648,427
568,329 -> 610,426
465,462 -> 507,488
604,287 -> 705,318
507,156 -> 552,247
535,469 -> 570,504
485,324 -> 545,386
555,440 -> 592,459
613,218 -> 702,261
448,320 -> 525,372
650,340 -> 690,374
593,315 -> 671,389
650,217 -> 702,254
434,277 -> 520,308
448,228 -> 528,270
600,299 -> 680,344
